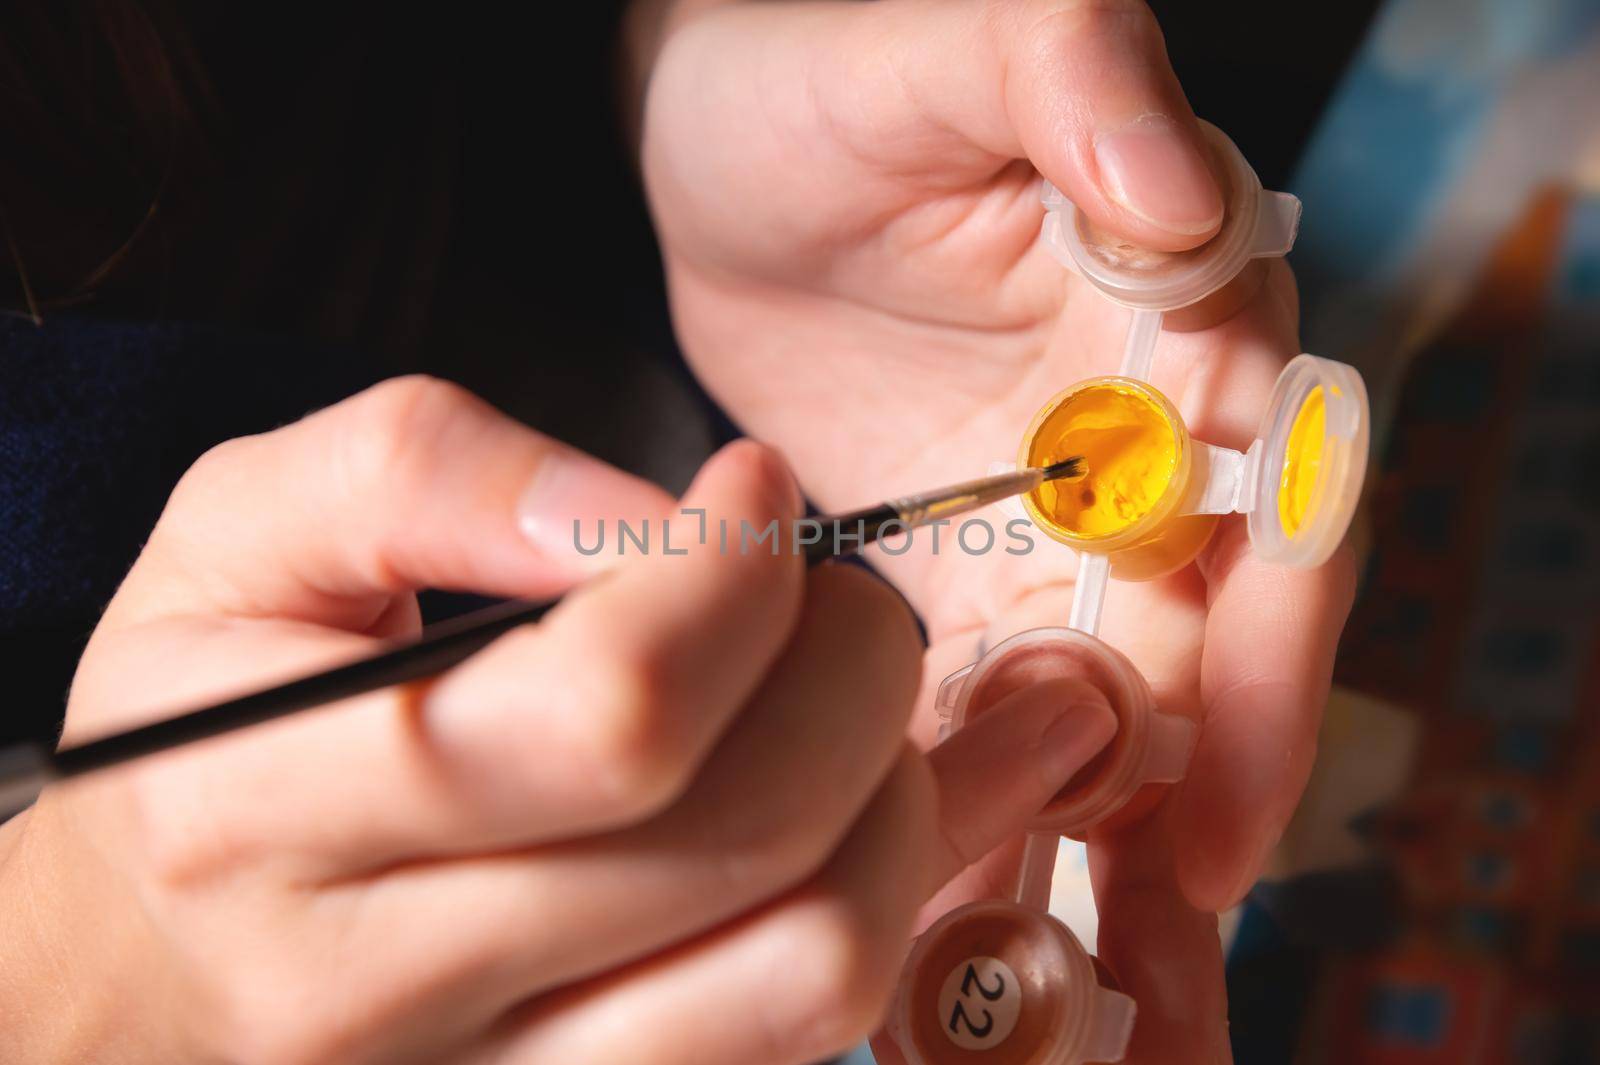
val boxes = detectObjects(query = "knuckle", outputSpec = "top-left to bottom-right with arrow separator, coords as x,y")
135,784 -> 250,892
141,825 -> 213,891
204,948 -> 328,1065
206,908 -> 393,1065
181,435 -> 254,486
360,373 -> 476,419
337,375 -> 481,493
164,436 -> 259,519
577,656 -> 693,817
223,1000 -> 341,1065
1015,0 -> 1161,62
225,1019 -> 322,1065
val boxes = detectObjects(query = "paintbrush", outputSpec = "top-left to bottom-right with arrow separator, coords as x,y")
0,457 -> 1084,816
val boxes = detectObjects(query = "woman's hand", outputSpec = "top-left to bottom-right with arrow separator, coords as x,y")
642,2 -> 1357,1059
0,377 -> 1117,1065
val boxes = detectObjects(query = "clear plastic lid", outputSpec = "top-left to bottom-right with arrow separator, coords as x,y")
1040,122 -> 1301,312
1248,355 -> 1370,567
889,900 -> 1136,1065
935,628 -> 1195,835
1186,355 -> 1370,568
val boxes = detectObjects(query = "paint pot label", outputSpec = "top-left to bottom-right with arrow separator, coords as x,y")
937,956 -> 1021,1051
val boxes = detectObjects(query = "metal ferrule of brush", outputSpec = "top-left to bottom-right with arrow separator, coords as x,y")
888,468 -> 1047,526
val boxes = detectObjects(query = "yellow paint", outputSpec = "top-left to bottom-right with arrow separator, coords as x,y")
1025,382 -> 1178,539
1279,386 -> 1326,538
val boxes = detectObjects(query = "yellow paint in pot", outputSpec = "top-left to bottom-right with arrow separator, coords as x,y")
1279,386 -> 1328,538
1025,382 -> 1178,539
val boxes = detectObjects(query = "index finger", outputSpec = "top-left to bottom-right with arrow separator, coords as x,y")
1176,524 -> 1357,911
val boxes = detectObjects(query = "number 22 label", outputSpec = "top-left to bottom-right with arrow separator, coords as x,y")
937,956 -> 1021,1050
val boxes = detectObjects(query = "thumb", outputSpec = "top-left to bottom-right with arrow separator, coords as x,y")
881,0 -> 1223,248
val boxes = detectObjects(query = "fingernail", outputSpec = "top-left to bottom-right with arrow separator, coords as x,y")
1037,698 -> 1118,785
517,451 -> 650,575
1094,114 -> 1223,237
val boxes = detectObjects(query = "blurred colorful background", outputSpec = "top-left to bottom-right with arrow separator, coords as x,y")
1208,2 -> 1600,1061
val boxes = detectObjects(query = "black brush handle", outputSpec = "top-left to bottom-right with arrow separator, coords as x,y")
802,504 -> 901,564
51,599 -> 554,780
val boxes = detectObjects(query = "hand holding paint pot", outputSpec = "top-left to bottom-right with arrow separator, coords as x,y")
644,3 -> 1363,1060
878,124 -> 1368,1065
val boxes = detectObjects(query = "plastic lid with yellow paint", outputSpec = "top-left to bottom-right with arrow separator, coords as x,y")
1241,354 -> 1369,568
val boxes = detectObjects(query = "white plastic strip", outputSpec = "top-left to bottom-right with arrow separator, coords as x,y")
1067,553 -> 1110,637
1015,831 -> 1058,910
1117,309 -> 1163,381
1181,442 -> 1247,516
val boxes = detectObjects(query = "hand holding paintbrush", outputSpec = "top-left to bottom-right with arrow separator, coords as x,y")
0,398 -> 1116,1065
0,457 -> 1083,816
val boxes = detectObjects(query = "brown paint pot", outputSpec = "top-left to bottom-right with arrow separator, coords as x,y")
888,900 -> 1135,1065
935,628 -> 1195,834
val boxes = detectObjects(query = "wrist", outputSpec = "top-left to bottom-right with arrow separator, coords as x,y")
0,802 -> 188,1064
